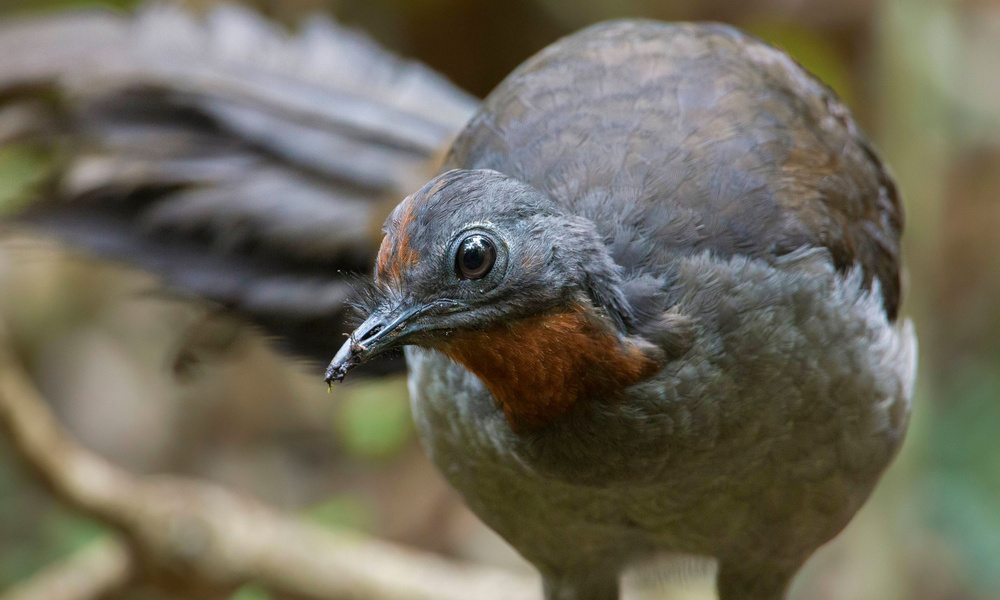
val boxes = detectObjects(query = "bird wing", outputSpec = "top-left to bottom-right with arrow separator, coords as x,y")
0,3 -> 478,362
449,21 -> 903,323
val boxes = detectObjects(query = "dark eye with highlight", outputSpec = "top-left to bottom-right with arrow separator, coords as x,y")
455,234 -> 496,280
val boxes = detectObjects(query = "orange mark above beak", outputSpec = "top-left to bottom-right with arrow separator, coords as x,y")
375,202 -> 419,284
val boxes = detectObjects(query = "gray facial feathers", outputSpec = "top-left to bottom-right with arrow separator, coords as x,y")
378,169 -> 644,334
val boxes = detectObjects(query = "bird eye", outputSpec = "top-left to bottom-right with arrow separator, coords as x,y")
455,234 -> 496,280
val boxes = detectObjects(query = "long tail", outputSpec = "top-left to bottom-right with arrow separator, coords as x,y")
0,3 -> 477,362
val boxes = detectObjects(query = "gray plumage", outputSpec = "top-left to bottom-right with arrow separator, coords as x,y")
407,250 -> 914,599
1,7 -> 916,600
333,21 -> 915,600
449,21 -> 902,321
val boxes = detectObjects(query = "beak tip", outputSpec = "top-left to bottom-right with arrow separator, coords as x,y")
324,363 -> 349,386
325,301 -> 426,389
326,334 -> 361,387
323,360 -> 354,387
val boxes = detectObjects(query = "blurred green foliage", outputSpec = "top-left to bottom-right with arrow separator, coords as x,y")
335,378 -> 414,460
746,22 -> 856,107
0,0 -> 138,14
306,494 -> 375,533
923,362 -> 1000,591
0,145 -> 48,216
230,583 -> 273,600
0,441 -> 109,589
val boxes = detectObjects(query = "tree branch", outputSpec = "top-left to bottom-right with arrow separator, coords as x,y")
0,538 -> 132,600
0,327 -> 539,600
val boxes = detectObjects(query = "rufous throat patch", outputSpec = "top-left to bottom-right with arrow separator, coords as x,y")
440,304 -> 659,430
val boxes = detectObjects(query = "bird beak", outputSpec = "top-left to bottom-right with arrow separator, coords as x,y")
324,302 -> 437,386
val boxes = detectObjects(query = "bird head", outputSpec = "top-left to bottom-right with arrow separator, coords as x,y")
325,168 -> 661,429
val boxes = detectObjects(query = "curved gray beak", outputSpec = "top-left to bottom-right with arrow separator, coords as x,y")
324,302 -> 437,386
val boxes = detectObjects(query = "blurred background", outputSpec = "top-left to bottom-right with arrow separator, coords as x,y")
0,0 -> 998,598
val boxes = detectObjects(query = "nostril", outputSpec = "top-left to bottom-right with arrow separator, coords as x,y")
360,324 -> 383,343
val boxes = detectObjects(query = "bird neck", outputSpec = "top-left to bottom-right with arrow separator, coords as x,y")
438,304 -> 659,431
